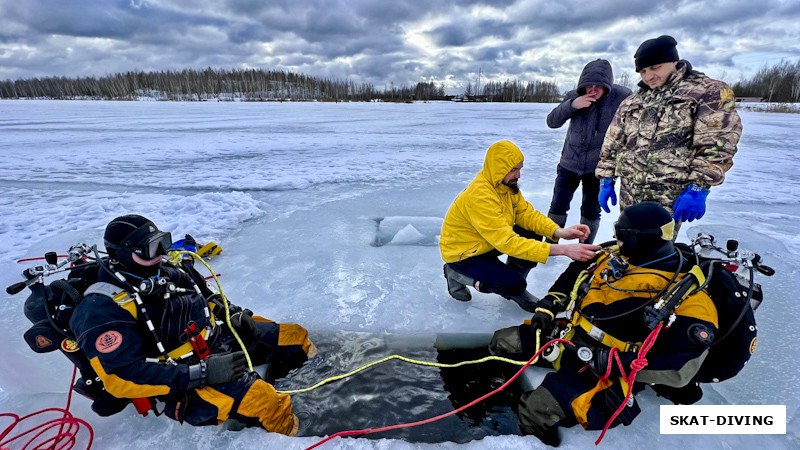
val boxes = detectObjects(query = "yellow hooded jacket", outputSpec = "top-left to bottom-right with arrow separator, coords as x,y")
440,141 -> 559,264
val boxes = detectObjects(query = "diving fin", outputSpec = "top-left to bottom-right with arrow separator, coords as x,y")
197,242 -> 223,259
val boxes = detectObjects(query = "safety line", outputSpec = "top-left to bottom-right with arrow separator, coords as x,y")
305,334 -> 574,449
277,353 -> 531,394
594,323 -> 662,445
0,366 -> 94,449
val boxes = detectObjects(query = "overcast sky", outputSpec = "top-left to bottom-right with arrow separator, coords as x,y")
1,0 -> 799,94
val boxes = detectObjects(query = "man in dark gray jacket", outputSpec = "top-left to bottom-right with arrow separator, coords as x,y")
546,59 -> 631,244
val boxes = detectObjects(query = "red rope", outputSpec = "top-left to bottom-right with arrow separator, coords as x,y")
0,367 -> 94,450
594,323 -> 663,445
305,337 -> 575,450
16,256 -> 68,263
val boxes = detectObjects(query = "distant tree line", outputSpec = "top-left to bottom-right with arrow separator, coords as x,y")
731,61 -> 800,103
477,79 -> 561,102
0,67 -> 560,102
10,61 -> 797,103
0,68 -> 445,102
0,68 -> 386,101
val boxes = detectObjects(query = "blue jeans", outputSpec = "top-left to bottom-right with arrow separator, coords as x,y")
447,226 -> 542,298
549,164 -> 601,220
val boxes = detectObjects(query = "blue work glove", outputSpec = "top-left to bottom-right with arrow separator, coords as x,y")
598,178 -> 617,213
673,184 -> 710,222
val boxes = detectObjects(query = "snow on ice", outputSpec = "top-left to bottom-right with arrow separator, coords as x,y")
0,100 -> 798,449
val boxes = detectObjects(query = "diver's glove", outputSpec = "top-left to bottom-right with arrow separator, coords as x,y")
187,351 -> 248,389
589,347 -> 636,379
206,351 -> 248,386
598,178 -> 617,213
589,347 -> 614,377
529,300 -> 556,338
230,309 -> 261,341
560,346 -> 629,378
673,183 -> 709,222
208,293 -> 243,316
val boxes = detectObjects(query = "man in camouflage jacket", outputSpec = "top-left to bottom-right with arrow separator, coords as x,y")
595,35 -> 742,231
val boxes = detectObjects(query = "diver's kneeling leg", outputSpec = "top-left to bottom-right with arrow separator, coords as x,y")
250,320 -> 316,383
488,325 -> 524,356
182,374 -> 298,435
519,386 -> 567,447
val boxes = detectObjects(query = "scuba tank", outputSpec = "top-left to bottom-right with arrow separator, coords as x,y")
8,244 -> 132,416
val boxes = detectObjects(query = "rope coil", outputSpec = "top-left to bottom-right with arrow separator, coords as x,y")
1,367 -> 93,450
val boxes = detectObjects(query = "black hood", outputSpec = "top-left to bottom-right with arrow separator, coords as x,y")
577,59 -> 613,96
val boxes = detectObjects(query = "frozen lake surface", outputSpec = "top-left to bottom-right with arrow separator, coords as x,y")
0,100 -> 797,449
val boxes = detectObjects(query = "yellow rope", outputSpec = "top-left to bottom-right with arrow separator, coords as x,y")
167,250 -> 538,395
276,353 -> 531,394
167,250 -> 254,371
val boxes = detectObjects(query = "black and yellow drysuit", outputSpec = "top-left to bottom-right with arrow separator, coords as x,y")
70,260 -> 315,435
490,247 -> 718,443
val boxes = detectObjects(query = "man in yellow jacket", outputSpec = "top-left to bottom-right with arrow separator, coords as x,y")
440,141 -> 600,312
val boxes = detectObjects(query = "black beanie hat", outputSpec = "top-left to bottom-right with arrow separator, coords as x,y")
616,202 -> 675,262
635,35 -> 679,72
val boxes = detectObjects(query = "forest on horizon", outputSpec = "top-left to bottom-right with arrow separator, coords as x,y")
0,60 -> 798,103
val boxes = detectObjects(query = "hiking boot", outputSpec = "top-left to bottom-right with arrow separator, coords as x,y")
443,264 -> 473,301
507,290 -> 540,313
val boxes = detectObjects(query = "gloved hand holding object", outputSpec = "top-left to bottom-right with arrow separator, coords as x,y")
672,184 -> 709,222
598,178 -> 617,213
230,309 -> 261,341
589,347 -> 619,377
529,296 -> 557,337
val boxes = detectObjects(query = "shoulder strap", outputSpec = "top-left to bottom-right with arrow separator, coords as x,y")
84,282 -> 138,319
84,281 -> 125,298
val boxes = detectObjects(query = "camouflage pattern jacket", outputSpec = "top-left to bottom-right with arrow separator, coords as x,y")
595,60 -> 742,211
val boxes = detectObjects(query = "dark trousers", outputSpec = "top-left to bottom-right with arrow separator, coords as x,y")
549,164 -> 601,220
448,226 -> 541,298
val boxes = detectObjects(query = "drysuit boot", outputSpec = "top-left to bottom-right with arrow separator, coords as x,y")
545,213 -> 568,244
580,216 -> 601,245
507,290 -> 540,313
91,392 -> 132,417
73,377 -> 131,417
73,377 -> 104,400
443,264 -> 474,301
534,426 -> 561,447
652,383 -> 703,405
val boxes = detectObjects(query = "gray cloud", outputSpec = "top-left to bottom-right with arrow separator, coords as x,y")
0,0 -> 798,93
